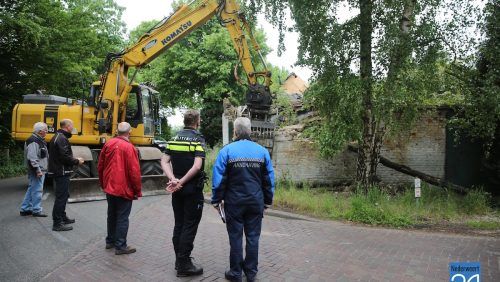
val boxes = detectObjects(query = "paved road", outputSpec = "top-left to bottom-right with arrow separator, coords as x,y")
1,176 -> 499,281
0,176 -> 164,282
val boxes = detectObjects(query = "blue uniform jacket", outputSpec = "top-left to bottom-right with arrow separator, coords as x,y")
212,139 -> 275,207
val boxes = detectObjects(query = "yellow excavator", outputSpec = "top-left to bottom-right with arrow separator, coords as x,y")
11,0 -> 274,202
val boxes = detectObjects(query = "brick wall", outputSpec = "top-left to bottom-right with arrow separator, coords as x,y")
272,131 -> 357,185
377,110 -> 447,184
272,110 -> 447,186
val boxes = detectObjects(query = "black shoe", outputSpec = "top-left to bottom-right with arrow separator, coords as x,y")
115,246 -> 136,255
244,269 -> 256,282
52,224 -> 73,231
225,271 -> 242,282
63,217 -> 75,224
20,210 -> 32,216
32,212 -> 48,217
105,243 -> 114,250
177,258 -> 203,277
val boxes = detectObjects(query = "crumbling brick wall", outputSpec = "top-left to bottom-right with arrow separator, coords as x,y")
272,110 -> 447,186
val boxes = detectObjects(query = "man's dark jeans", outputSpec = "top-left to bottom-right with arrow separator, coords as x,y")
172,190 -> 204,263
225,204 -> 263,280
52,175 -> 70,226
106,194 -> 132,250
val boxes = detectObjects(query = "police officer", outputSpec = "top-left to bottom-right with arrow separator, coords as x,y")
161,110 -> 206,277
212,117 -> 275,282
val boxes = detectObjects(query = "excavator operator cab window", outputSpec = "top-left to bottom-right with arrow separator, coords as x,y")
125,86 -> 146,129
126,91 -> 140,121
88,85 -> 99,107
141,87 -> 154,136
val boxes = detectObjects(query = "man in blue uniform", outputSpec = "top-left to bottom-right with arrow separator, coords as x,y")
212,117 -> 275,282
161,110 -> 206,277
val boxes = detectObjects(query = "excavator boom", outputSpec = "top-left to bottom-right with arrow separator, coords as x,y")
11,0 -> 274,202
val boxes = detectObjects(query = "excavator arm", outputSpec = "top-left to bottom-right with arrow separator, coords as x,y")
97,0 -> 272,136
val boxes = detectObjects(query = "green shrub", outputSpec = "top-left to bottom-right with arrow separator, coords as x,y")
462,189 -> 491,215
0,148 -> 26,179
203,144 -> 220,193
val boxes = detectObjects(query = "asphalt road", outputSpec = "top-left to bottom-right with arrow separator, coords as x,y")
0,176 -> 166,282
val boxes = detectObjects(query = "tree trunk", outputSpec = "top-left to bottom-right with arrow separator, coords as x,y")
357,0 -> 375,192
348,145 -> 469,193
357,0 -> 417,192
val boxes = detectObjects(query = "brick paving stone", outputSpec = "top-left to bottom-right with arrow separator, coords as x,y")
41,195 -> 500,282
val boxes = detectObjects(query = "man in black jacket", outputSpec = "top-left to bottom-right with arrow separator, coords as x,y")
48,119 -> 84,231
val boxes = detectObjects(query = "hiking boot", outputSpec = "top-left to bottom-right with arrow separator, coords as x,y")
20,210 -> 32,216
105,243 -> 114,250
52,224 -> 73,231
32,212 -> 48,217
115,246 -> 136,255
63,217 -> 75,224
176,257 -> 203,277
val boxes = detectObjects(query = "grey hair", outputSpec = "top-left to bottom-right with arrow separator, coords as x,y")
33,122 -> 48,133
117,122 -> 132,135
60,119 -> 73,128
233,117 -> 252,137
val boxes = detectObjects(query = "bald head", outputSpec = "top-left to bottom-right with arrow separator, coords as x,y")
117,122 -> 132,136
60,119 -> 74,133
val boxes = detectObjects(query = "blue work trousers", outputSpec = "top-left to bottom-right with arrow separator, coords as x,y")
225,204 -> 263,280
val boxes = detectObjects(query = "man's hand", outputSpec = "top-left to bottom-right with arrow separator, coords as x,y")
36,171 -> 43,178
166,178 -> 182,193
77,157 -> 84,165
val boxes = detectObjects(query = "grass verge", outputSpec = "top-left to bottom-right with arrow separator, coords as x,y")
201,145 -> 498,231
274,179 -> 498,229
465,221 -> 500,230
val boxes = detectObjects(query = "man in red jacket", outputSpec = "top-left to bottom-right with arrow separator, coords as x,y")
98,122 -> 142,255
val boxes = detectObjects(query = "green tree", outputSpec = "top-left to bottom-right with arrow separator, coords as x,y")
0,0 -> 125,147
446,1 -> 500,190
128,1 -> 275,146
251,0 -> 482,191
448,1 -> 499,147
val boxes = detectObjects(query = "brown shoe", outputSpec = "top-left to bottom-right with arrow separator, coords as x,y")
115,246 -> 136,255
